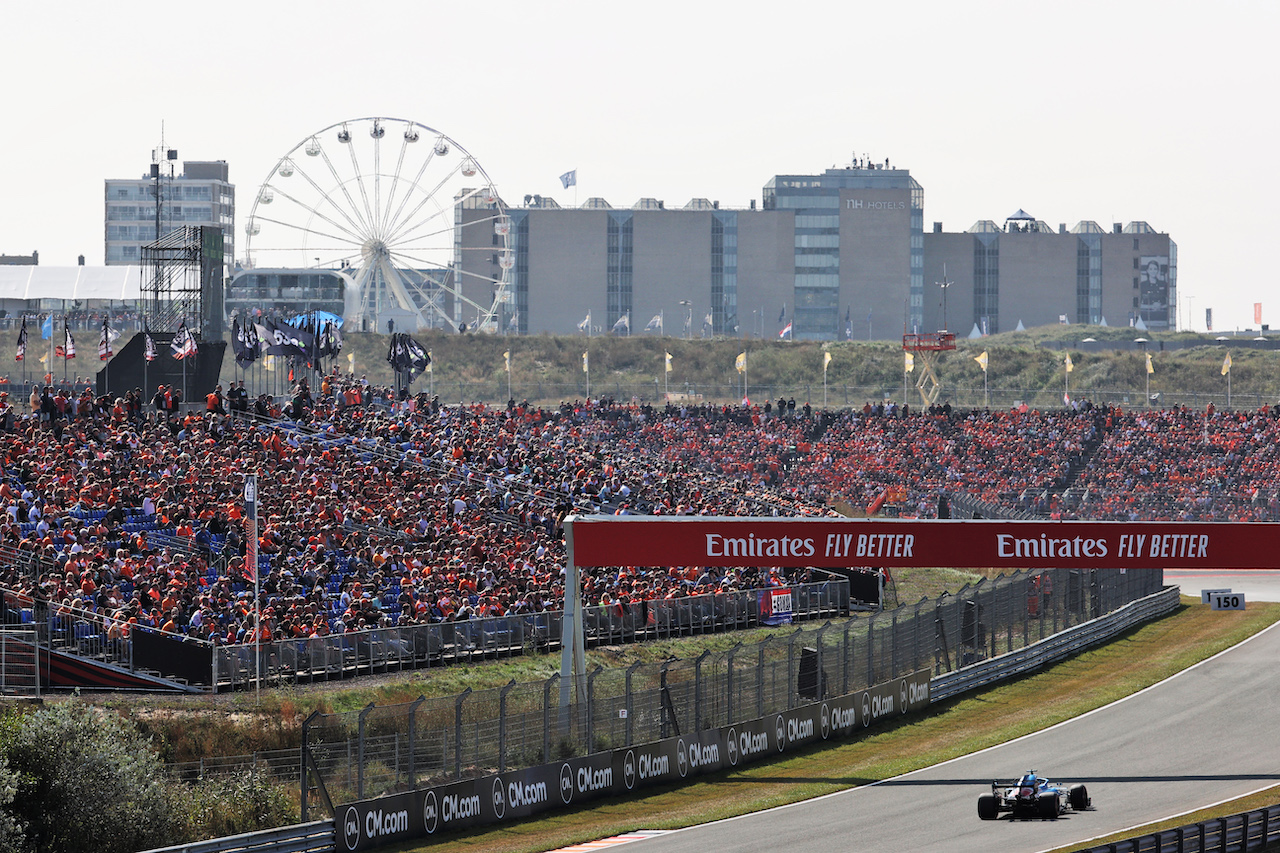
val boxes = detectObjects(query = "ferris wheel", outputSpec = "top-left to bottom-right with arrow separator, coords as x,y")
242,116 -> 512,333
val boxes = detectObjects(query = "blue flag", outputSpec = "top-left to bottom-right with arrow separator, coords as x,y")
41,315 -> 53,340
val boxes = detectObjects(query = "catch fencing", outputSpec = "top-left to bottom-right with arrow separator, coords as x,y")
301,566 -> 1161,811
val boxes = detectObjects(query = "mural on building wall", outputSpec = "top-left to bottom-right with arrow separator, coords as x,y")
1139,256 -> 1169,324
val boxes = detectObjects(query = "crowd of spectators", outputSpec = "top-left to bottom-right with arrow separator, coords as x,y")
1,377 -> 1278,654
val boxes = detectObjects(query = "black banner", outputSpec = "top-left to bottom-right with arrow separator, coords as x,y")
334,669 -> 932,851
132,628 -> 214,686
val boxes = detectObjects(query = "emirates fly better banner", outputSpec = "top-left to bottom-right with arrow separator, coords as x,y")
567,518 -> 1280,570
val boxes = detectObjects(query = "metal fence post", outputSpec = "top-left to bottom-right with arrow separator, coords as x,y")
659,659 -> 674,740
726,643 -> 740,725
843,621 -> 853,694
757,637 -> 769,719
300,710 -> 317,822
586,665 -> 603,753
625,661 -> 642,746
357,703 -> 374,800
544,674 -> 559,764
694,650 -> 710,731
499,680 -> 516,773
816,622 -> 830,699
866,612 -> 876,686
889,612 -> 898,676
407,696 -> 424,789
454,687 -> 472,778
787,630 -> 800,710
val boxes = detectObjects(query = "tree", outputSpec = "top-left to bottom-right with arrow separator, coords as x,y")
5,701 -> 178,853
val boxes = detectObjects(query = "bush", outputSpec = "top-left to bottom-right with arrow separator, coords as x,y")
176,770 -> 296,841
4,701 -> 178,853
0,753 -> 24,853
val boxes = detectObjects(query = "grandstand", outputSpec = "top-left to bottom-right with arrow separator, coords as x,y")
1,381 -> 1277,690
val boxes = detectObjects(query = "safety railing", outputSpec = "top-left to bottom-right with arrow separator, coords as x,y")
138,821 -> 335,853
212,580 -> 850,691
1076,805 -> 1280,853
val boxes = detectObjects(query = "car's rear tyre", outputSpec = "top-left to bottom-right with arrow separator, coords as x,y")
1038,791 -> 1060,819
1069,784 -> 1089,811
977,795 -> 998,820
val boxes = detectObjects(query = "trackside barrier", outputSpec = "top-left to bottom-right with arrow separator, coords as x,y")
1076,804 -> 1280,852
138,820 -> 335,853
328,670 -> 933,851
930,585 -> 1182,702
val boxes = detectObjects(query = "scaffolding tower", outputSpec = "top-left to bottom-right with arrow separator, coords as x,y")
141,225 -> 220,337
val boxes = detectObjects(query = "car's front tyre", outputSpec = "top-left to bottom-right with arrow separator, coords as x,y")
1069,784 -> 1089,811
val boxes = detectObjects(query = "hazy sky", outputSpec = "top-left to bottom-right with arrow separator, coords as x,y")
3,1 -> 1274,332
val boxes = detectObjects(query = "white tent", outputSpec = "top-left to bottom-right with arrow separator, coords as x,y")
0,266 -> 144,302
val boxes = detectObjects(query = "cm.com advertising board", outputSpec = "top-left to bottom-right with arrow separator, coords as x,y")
337,669 -> 931,851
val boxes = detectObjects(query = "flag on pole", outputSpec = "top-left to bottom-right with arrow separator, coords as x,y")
264,354 -> 276,372
98,318 -> 113,360
56,322 -> 75,359
427,350 -> 433,373
845,306 -> 853,340
171,322 -> 197,360
664,351 -> 672,374
507,311 -> 519,331
15,319 -> 26,362
578,311 -> 591,332
904,352 -> 914,373
734,352 -> 746,374
233,318 -> 261,368
823,351 -> 832,371
778,303 -> 786,324
503,350 -> 511,372
144,329 -> 158,362
644,314 -> 662,332
582,351 -> 589,373
1064,353 -> 1074,373
1221,352 -> 1232,375
974,351 -> 988,372
703,312 -> 713,328
611,313 -> 630,334
1146,352 -> 1154,374
779,322 -> 793,339
559,169 -> 577,189
41,315 -> 53,340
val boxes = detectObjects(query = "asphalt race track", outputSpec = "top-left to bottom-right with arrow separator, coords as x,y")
1166,570 -> 1280,602
626,617 -> 1280,853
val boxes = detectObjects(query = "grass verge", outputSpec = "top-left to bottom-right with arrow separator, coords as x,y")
380,597 -> 1280,853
